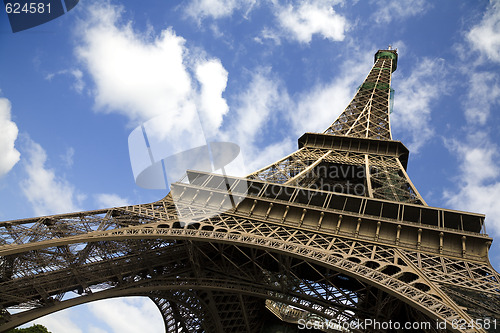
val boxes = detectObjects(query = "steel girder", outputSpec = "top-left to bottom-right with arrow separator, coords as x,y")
1,187 -> 499,332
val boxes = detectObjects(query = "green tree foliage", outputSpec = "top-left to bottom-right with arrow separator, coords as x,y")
5,324 -> 51,333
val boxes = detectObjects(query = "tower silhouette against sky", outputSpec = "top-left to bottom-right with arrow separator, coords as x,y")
1,49 -> 499,332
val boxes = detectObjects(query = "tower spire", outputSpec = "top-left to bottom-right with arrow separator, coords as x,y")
248,48 -> 425,204
324,49 -> 398,140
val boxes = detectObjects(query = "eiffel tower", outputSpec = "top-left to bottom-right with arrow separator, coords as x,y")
1,49 -> 500,333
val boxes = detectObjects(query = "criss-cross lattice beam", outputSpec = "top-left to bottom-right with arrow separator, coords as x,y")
1,188 -> 496,332
324,50 -> 397,139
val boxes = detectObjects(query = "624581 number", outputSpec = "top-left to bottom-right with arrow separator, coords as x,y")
5,2 -> 51,14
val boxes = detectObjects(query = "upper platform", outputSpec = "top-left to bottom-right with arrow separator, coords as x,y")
298,133 -> 410,169
375,49 -> 398,72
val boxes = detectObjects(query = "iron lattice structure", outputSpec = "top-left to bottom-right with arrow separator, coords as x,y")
1,49 -> 500,333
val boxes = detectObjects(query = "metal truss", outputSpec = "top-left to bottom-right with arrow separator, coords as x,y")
324,52 -> 395,139
247,49 -> 424,205
1,49 -> 499,333
1,186 -> 498,331
248,147 -> 425,205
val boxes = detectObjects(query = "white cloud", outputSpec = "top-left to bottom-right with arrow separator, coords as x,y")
95,193 -> 131,208
76,4 -> 194,124
184,0 -> 258,20
254,27 -> 282,45
446,182 -> 500,235
88,327 -> 108,333
88,297 -> 164,333
294,78 -> 361,135
391,58 -> 445,152
24,298 -> 162,333
275,0 -> 348,43
195,59 -> 229,134
444,2 -> 500,235
293,50 -> 373,135
76,2 -> 230,150
20,138 -> 83,216
45,69 -> 85,93
184,0 -> 348,45
246,138 -> 296,173
218,67 -> 295,172
467,0 -> 500,63
227,68 -> 285,144
294,82 -> 352,134
463,71 -> 500,125
60,147 -> 75,167
444,135 -> 500,235
450,136 -> 499,183
372,0 -> 429,23
0,97 -> 20,177
32,310 -> 83,333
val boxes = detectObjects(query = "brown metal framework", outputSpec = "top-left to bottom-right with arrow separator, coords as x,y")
0,49 -> 499,333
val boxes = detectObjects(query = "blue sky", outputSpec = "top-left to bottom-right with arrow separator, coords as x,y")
1,0 -> 500,331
